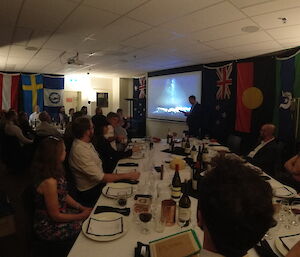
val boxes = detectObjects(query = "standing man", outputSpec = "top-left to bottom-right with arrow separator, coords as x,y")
29,105 -> 41,127
181,95 -> 202,137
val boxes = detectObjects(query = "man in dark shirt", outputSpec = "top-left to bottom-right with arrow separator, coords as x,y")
91,107 -> 106,135
182,95 -> 202,137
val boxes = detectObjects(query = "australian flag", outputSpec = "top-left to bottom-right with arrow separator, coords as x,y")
133,77 -> 146,120
202,63 -> 236,143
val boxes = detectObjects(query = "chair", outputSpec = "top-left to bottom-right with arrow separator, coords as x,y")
22,186 -> 75,257
227,134 -> 242,155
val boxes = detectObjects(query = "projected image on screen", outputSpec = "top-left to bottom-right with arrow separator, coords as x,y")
148,71 -> 201,121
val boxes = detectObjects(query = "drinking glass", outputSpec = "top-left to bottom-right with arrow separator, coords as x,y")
139,211 -> 153,234
116,192 -> 127,207
290,200 -> 300,226
280,199 -> 291,230
154,214 -> 166,233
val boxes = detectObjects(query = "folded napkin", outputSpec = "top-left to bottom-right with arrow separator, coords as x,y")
94,206 -> 130,216
118,163 -> 139,167
254,240 -> 278,257
114,179 -> 139,184
134,242 -> 150,257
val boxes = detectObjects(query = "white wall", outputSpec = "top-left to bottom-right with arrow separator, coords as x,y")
146,118 -> 188,138
65,75 -> 120,116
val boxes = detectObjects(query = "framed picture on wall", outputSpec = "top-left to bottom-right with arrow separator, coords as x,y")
96,92 -> 109,107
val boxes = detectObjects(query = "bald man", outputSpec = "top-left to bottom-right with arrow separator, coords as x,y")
246,124 -> 278,176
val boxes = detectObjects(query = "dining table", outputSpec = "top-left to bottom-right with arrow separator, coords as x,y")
68,138 -> 300,257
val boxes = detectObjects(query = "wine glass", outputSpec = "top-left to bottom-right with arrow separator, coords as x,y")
280,199 -> 291,230
290,200 -> 300,226
139,211 -> 153,234
116,192 -> 127,207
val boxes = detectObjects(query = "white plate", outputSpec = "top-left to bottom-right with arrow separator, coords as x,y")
273,186 -> 297,198
82,212 -> 129,242
275,236 -> 289,256
102,183 -> 134,199
130,152 -> 144,159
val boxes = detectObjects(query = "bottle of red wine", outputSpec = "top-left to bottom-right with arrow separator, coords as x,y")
192,161 -> 203,191
171,164 -> 181,199
185,137 -> 191,154
181,137 -> 186,148
178,180 -> 191,226
190,145 -> 197,162
160,164 -> 164,180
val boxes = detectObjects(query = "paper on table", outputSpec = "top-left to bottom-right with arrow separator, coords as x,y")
280,233 -> 300,250
274,187 -> 294,197
106,186 -> 133,197
116,167 -> 135,174
86,217 -> 123,236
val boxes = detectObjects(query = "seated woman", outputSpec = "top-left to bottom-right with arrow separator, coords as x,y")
32,136 -> 91,241
93,121 -> 138,173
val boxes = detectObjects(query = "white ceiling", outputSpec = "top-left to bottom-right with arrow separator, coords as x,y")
1,0 -> 300,77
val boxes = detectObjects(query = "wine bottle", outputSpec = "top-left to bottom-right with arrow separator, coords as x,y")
181,137 -> 186,148
160,164 -> 164,180
202,145 -> 209,170
167,129 -> 172,144
192,161 -> 203,191
171,164 -> 181,199
185,137 -> 191,154
178,180 -> 191,226
190,145 -> 197,162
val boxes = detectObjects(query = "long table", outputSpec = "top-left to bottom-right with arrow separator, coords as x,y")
68,139 -> 299,257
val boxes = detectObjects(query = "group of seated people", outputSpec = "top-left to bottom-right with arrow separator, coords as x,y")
1,106 -> 300,256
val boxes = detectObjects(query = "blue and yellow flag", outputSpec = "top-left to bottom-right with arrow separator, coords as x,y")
22,74 -> 43,115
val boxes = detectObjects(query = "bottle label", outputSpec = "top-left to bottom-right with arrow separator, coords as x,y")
185,148 -> 191,154
171,187 -> 181,198
178,207 -> 191,221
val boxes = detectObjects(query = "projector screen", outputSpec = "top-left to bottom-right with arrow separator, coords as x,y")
147,71 -> 202,121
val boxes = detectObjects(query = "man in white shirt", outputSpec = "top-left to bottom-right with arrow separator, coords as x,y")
29,105 -> 41,127
197,157 -> 275,257
246,124 -> 278,175
105,112 -> 126,151
69,117 -> 140,207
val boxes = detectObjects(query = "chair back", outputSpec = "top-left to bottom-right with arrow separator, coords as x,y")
227,134 -> 242,154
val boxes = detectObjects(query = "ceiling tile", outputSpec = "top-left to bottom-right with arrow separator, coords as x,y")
13,27 -> 33,46
251,7 -> 300,29
127,0 -> 222,26
18,0 -> 78,30
0,45 -> 10,57
0,0 -> 23,26
221,40 -> 282,55
58,5 -> 119,37
242,0 -> 300,16
192,18 -> 259,42
229,0 -> 274,9
122,28 -> 178,48
83,0 -> 148,15
95,17 -> 151,43
34,48 -> 62,60
267,24 -> 300,39
43,32 -> 84,50
27,30 -> 52,48
277,37 -> 300,48
162,1 -> 245,34
205,31 -> 273,49
9,45 -> 37,58
0,26 -> 14,45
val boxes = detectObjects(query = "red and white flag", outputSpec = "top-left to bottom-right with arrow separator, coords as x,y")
0,73 -> 20,111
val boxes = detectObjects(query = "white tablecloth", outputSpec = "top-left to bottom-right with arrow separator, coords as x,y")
68,139 -> 299,257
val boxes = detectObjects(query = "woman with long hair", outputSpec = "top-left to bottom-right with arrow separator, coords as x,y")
32,136 -> 92,241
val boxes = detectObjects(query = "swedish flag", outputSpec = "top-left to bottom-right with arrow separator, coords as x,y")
22,74 -> 44,115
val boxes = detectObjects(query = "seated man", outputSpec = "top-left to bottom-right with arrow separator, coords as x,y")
36,111 -> 61,138
246,124 -> 278,176
106,112 -> 127,151
4,110 -> 33,145
69,117 -> 140,207
197,157 -> 275,257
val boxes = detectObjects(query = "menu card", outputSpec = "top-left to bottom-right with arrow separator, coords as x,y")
274,187 -> 294,197
106,186 -> 133,197
86,217 -> 123,236
150,230 -> 201,257
280,233 -> 300,250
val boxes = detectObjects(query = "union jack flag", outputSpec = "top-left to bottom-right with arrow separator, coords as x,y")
216,64 -> 232,100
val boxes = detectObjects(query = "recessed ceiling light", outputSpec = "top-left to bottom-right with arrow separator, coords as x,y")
241,26 -> 259,33
25,46 -> 38,51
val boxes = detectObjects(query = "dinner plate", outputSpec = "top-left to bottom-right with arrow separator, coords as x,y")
82,212 -> 129,242
102,183 -> 134,199
275,236 -> 289,256
130,152 -> 145,159
273,186 -> 297,198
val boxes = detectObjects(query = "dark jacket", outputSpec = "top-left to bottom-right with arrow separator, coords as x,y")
92,114 -> 107,134
187,103 -> 202,136
93,135 -> 132,173
247,139 -> 278,176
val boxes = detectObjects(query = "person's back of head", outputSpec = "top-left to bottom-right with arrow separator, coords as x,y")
198,157 -> 275,257
6,110 -> 17,122
39,111 -> 51,123
31,136 -> 65,184
80,106 -> 87,115
72,111 -> 84,122
106,112 -> 120,127
95,106 -> 103,115
72,117 -> 92,140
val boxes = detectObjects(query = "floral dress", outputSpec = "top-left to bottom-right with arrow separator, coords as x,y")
34,177 -> 82,241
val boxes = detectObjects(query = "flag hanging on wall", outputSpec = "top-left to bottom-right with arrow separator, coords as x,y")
43,75 -> 64,119
202,63 -> 236,143
133,77 -> 146,119
274,52 -> 300,143
0,73 -> 20,111
235,58 -> 276,134
22,74 -> 43,115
